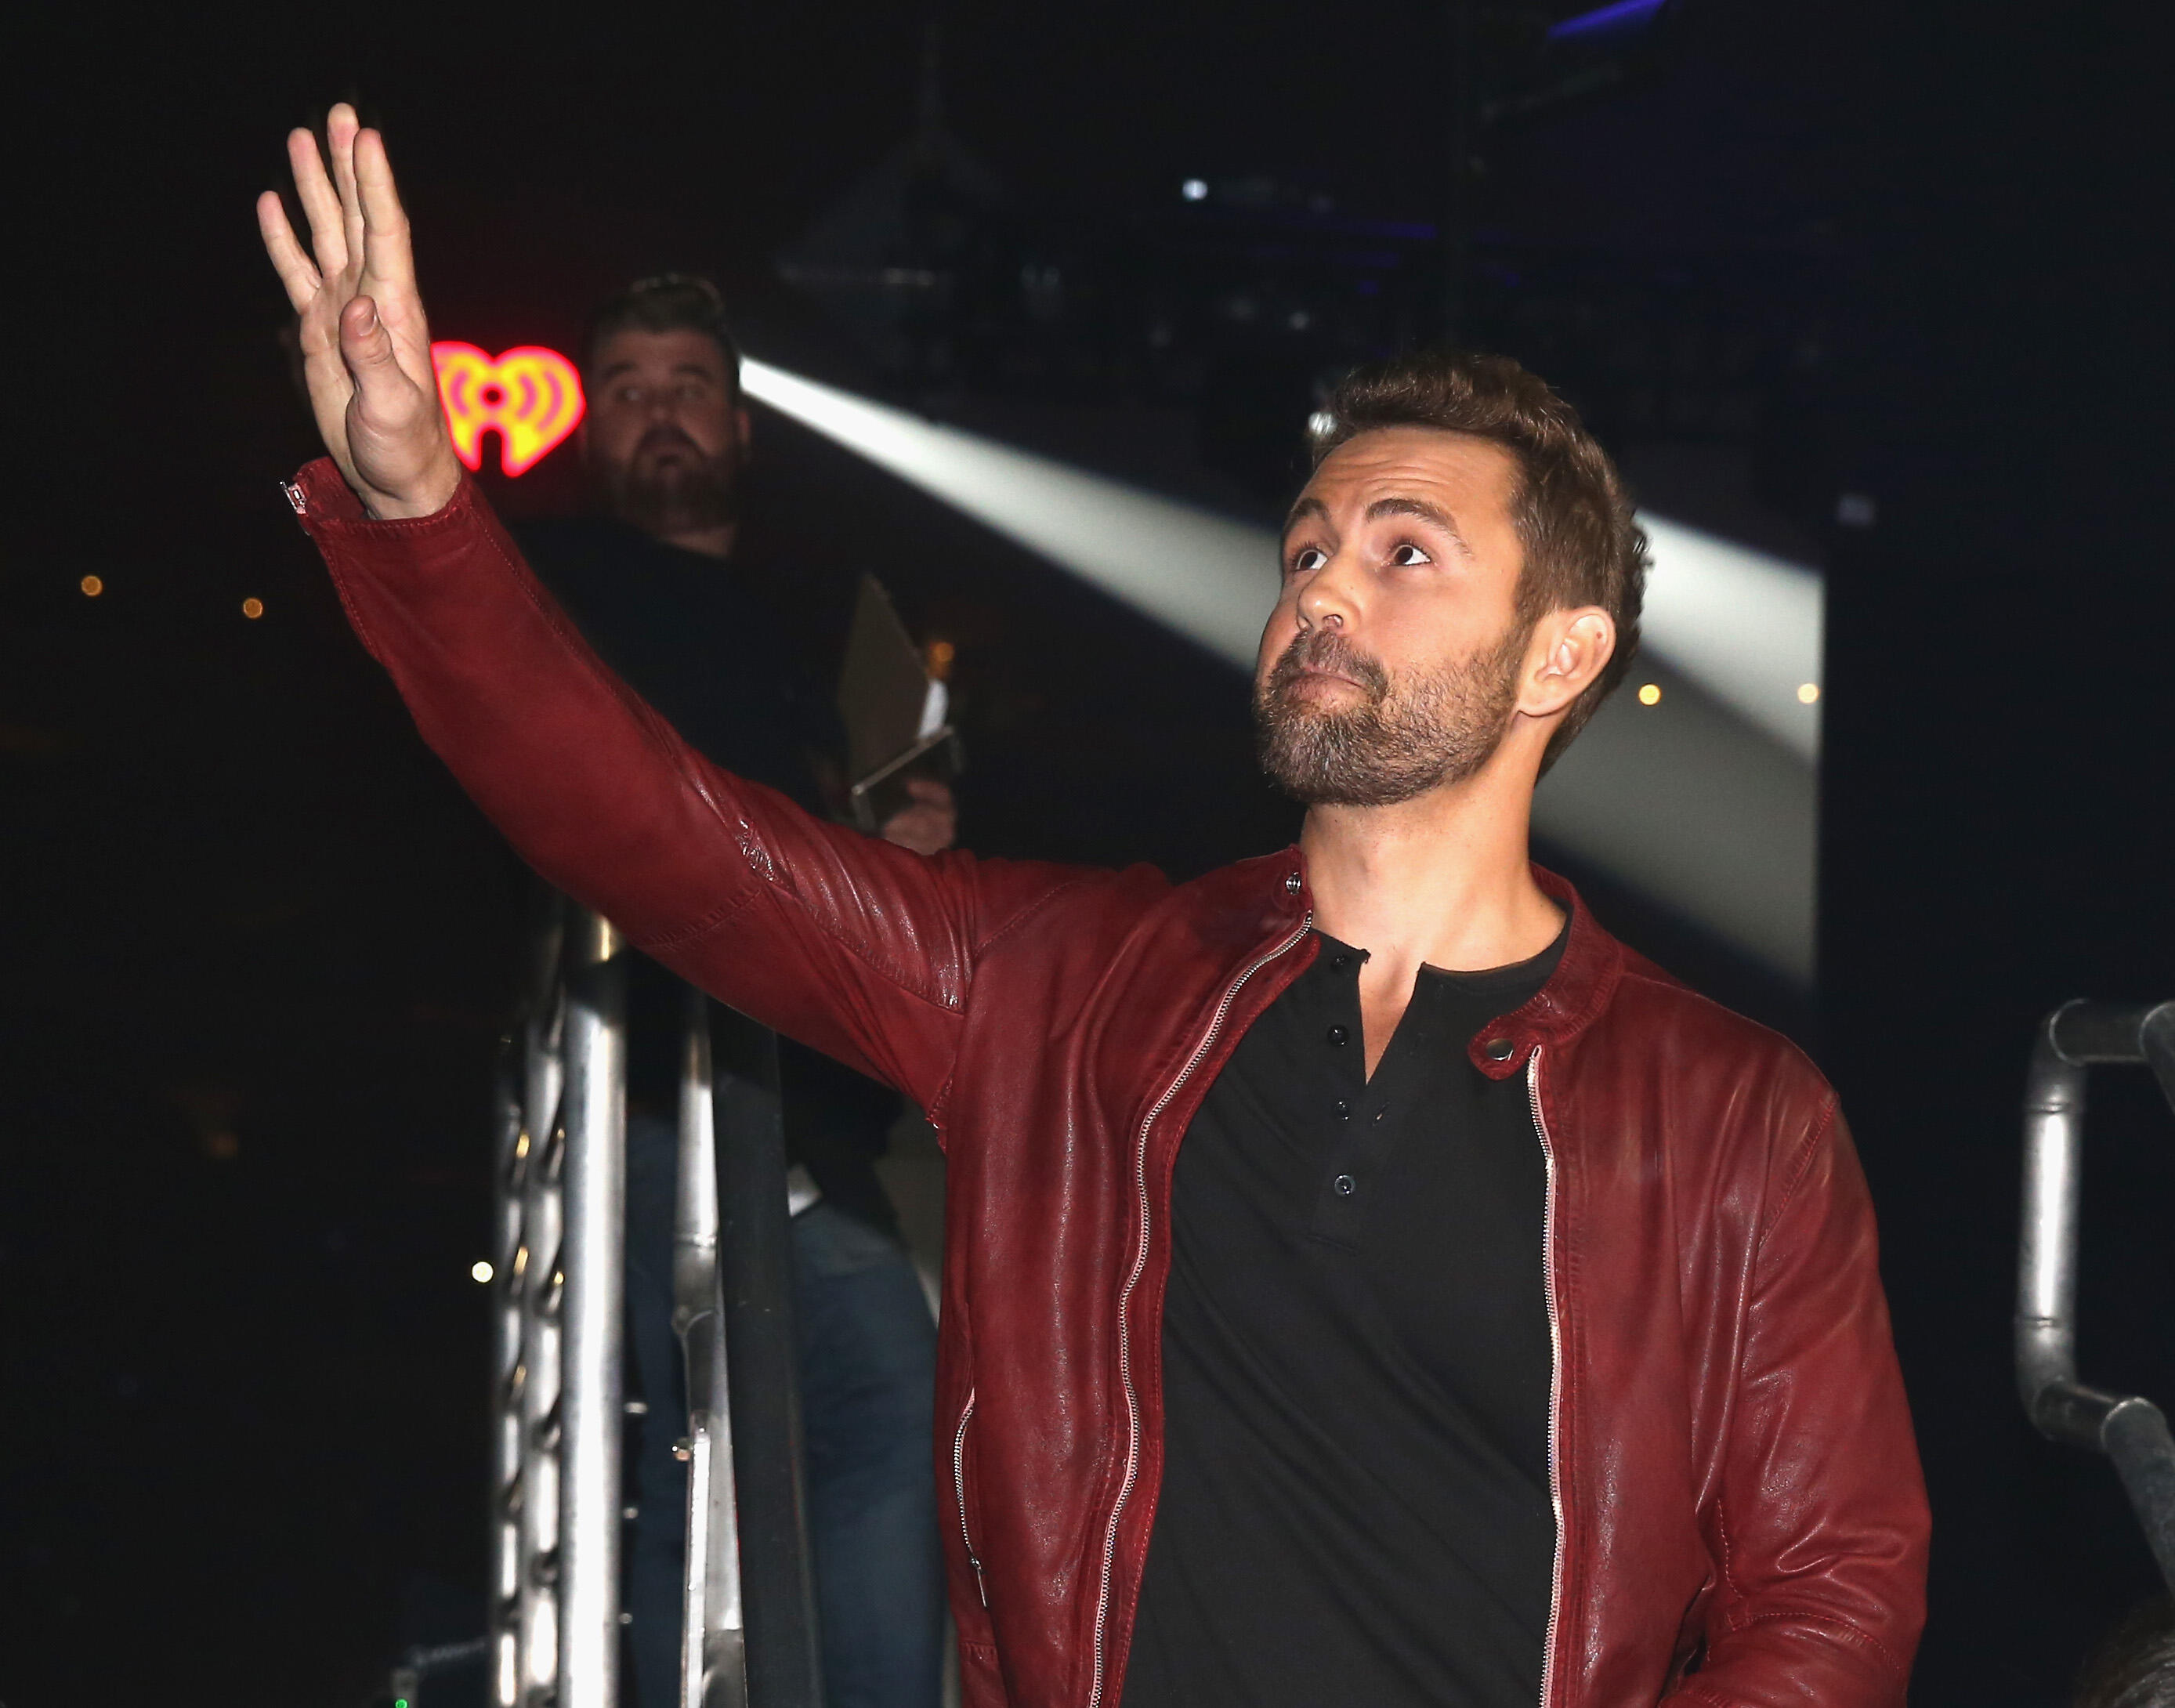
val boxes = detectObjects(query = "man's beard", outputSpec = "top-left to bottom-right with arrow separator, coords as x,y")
1253,621 -> 1531,806
603,425 -> 742,540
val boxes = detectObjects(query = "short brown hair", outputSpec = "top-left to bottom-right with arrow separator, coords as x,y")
586,273 -> 741,392
1311,349 -> 1647,773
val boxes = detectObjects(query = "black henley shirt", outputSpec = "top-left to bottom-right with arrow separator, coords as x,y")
1121,919 -> 1568,1708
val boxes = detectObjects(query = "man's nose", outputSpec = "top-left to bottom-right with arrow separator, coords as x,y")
1297,549 -> 1361,630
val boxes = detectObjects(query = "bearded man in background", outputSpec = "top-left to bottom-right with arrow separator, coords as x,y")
513,275 -> 954,1708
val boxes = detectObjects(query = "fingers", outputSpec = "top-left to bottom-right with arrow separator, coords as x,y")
256,190 -> 323,311
353,127 -> 418,295
327,104 -> 367,282
286,125 -> 348,279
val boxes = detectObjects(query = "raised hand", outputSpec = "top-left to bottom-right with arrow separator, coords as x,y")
257,106 -> 463,519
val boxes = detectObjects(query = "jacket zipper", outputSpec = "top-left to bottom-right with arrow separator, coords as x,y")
1085,913 -> 1313,1708
1527,1049 -> 1567,1708
954,1388 -> 989,1606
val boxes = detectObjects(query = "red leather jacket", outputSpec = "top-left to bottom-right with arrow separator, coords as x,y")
291,461 -> 1928,1708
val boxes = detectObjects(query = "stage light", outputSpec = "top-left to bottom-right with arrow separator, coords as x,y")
1638,683 -> 1662,705
739,356 -> 1822,979
1797,682 -> 1820,704
1182,178 -> 1209,201
430,342 -> 584,476
472,1260 -> 494,1283
80,574 -> 103,597
241,597 -> 265,620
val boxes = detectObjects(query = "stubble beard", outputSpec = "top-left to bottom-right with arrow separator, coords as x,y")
604,427 -> 743,541
1253,622 -> 1531,807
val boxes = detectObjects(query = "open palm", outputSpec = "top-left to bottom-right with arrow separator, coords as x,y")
256,104 -> 462,519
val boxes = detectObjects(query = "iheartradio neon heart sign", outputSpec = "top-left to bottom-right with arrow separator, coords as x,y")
429,342 -> 585,476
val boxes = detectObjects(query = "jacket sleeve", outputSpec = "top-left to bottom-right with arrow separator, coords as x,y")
288,458 -> 1088,1115
1666,1102 -> 1930,1708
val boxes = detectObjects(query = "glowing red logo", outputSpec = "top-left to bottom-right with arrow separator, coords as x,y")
430,342 -> 585,476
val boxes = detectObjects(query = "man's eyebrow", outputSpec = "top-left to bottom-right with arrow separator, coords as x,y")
1366,495 -> 1473,553
593,360 -> 721,386
1282,495 -> 1329,534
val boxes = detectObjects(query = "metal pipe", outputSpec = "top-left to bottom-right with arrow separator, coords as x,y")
2015,997 -> 2175,1593
559,910 -> 629,1706
713,1012 -> 824,1708
2142,1004 -> 2175,1113
2016,1002 -> 2090,1438
516,960 -> 569,1705
676,989 -> 748,1708
488,1045 -> 528,1708
2105,1398 -> 2175,1593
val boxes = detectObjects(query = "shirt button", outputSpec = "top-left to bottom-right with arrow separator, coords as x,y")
1326,1025 -> 1348,1048
1333,1174 -> 1358,1196
1285,871 -> 1303,895
1330,953 -> 1350,973
1484,1037 -> 1516,1062
1334,1098 -> 1352,1120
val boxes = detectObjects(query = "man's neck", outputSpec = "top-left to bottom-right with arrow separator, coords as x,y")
1299,761 -> 1562,983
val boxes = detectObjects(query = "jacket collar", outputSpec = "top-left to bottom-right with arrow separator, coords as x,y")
1476,863 -> 1626,1076
1277,854 -> 1623,1080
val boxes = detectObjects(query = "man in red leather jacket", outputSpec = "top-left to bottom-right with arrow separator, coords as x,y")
261,110 -> 1928,1707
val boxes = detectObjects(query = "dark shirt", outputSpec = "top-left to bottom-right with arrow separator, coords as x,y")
515,516 -> 902,1236
1122,920 -> 1569,1708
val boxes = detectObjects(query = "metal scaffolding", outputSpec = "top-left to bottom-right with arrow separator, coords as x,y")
488,899 -> 821,1708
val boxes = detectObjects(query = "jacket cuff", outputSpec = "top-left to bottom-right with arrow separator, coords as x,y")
282,457 -> 484,539
280,458 -> 527,672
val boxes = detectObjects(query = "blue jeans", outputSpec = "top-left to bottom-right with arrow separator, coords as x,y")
624,1115 -> 944,1708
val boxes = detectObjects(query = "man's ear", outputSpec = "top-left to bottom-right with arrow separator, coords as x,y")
1521,607 -> 1615,719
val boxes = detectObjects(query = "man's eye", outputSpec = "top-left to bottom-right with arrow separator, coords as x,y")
1389,542 -> 1434,567
1290,546 -> 1327,575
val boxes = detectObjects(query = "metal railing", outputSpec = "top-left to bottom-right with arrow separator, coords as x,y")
488,898 -> 822,1708
675,989 -> 745,1708
2015,997 -> 2175,1593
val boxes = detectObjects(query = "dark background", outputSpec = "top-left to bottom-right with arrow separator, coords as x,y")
3,2 -> 2170,1702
